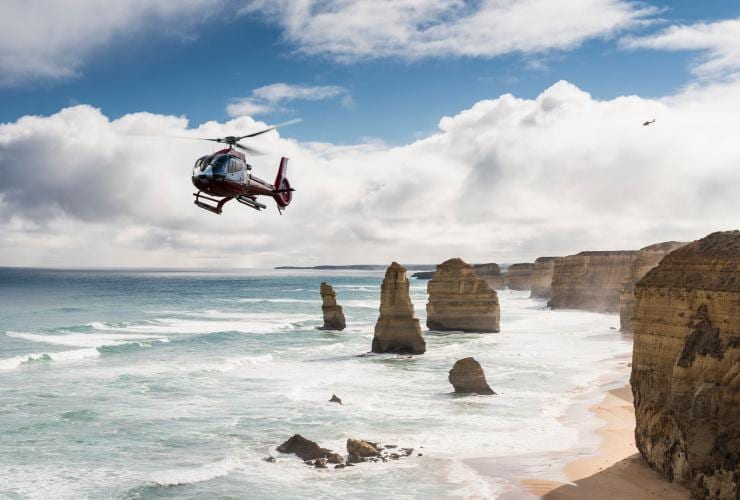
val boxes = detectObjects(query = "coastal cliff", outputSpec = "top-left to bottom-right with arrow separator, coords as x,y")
530,257 -> 559,299
505,263 -> 534,290
426,258 -> 500,332
548,251 -> 638,312
318,282 -> 346,331
372,262 -> 426,354
619,242 -> 687,332
473,263 -> 505,290
630,231 -> 739,499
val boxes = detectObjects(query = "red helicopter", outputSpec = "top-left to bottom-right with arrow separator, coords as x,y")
187,119 -> 299,214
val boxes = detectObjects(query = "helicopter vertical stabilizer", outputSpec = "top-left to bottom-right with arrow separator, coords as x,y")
272,157 -> 293,210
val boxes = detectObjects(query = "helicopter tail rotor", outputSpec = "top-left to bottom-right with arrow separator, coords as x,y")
272,157 -> 293,213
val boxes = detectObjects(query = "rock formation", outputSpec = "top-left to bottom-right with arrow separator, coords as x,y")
372,262 -> 426,354
426,258 -> 500,332
505,263 -> 534,290
347,439 -> 380,462
472,263 -> 505,290
449,357 -> 495,395
318,282 -> 346,331
530,257 -> 559,299
277,434 -> 337,462
619,242 -> 687,332
630,231 -> 739,499
548,251 -> 638,312
329,394 -> 342,405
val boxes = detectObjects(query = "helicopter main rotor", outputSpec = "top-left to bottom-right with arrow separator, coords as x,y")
197,118 -> 302,155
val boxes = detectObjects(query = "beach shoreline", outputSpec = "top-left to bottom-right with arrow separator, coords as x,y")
466,348 -> 692,499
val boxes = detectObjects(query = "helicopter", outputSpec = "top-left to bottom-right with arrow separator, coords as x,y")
186,119 -> 299,214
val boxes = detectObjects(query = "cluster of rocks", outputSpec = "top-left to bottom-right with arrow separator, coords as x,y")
530,257 -> 559,299
426,258 -> 500,333
273,434 -> 416,469
630,231 -> 739,499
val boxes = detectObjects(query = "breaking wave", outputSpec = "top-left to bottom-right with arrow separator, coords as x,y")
149,457 -> 241,486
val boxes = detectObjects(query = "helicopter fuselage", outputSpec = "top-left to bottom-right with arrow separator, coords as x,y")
191,148 -> 292,214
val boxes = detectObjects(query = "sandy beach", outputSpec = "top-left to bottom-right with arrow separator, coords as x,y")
522,383 -> 691,500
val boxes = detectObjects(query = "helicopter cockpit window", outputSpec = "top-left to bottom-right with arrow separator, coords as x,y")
228,158 -> 244,173
210,154 -> 230,174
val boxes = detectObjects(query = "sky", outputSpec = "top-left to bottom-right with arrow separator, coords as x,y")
0,0 -> 739,267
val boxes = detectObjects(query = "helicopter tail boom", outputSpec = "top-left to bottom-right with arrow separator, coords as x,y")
272,157 -> 293,210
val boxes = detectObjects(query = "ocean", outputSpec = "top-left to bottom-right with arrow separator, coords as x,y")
0,268 -> 632,499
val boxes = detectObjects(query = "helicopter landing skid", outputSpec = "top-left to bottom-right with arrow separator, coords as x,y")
236,195 -> 267,211
193,192 -> 232,214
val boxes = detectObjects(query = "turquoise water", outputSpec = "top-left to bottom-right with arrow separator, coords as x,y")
0,268 -> 631,499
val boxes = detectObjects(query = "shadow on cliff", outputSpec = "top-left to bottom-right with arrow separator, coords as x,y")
542,454 -> 690,500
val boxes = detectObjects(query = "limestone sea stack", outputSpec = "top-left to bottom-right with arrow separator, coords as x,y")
318,282 -> 346,331
472,263 -> 505,290
618,241 -> 687,332
530,257 -> 559,299
448,357 -> 495,395
426,258 -> 500,332
372,262 -> 426,354
630,231 -> 739,499
548,251 -> 638,312
504,263 -> 534,290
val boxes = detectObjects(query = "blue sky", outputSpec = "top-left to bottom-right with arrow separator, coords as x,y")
1,1 -> 738,144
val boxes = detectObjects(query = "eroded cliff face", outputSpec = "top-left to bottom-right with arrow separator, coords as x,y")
318,282 -> 346,331
630,231 -> 739,499
505,263 -> 534,290
530,257 -> 559,299
548,251 -> 638,312
619,242 -> 687,332
372,262 -> 426,354
472,263 -> 504,290
426,258 -> 500,333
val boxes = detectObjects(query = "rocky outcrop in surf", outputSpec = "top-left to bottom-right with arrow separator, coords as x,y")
372,262 -> 426,354
449,357 -> 495,395
318,282 -> 346,331
505,263 -> 534,290
426,258 -> 500,333
275,434 -> 415,468
472,263 -> 505,290
630,231 -> 739,499
277,434 -> 340,462
530,257 -> 559,299
548,251 -> 638,312
618,241 -> 687,332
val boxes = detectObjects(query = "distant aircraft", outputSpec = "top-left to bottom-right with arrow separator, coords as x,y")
642,119 -> 656,126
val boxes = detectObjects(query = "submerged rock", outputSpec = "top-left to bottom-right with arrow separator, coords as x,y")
618,241 -> 687,332
318,282 -> 346,331
631,231 -> 739,499
372,262 -> 426,354
448,357 -> 495,395
426,258 -> 500,332
276,434 -> 334,461
329,394 -> 342,405
504,263 -> 534,290
530,257 -> 559,299
548,250 -> 638,312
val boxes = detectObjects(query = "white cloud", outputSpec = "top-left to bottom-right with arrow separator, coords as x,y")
227,83 -> 347,117
622,17 -> 740,79
0,0 -> 228,86
238,0 -> 656,62
1,79 -> 739,267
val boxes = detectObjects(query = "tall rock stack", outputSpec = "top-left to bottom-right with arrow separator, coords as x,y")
472,263 -> 505,290
426,258 -> 500,332
548,251 -> 638,312
504,263 -> 534,290
318,282 -> 346,331
630,231 -> 739,499
530,257 -> 559,299
618,241 -> 687,332
372,262 -> 426,354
